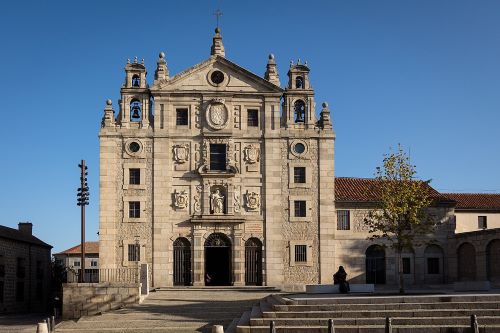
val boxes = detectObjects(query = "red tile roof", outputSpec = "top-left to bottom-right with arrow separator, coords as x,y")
54,241 -> 99,255
334,177 -> 449,203
441,193 -> 500,210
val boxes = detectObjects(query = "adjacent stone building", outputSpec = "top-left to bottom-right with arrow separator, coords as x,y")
0,222 -> 52,313
54,242 -> 99,282
99,28 -> 335,290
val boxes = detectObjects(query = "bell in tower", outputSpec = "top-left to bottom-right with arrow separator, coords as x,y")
119,57 -> 151,127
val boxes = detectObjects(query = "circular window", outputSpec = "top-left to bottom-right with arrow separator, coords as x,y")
294,143 -> 306,154
129,141 -> 141,153
211,71 -> 224,84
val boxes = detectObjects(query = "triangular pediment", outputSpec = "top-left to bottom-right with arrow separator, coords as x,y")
153,56 -> 283,93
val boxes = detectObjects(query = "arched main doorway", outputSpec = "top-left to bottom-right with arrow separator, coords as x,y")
366,245 -> 386,284
457,242 -> 476,281
204,233 -> 232,286
486,239 -> 500,282
173,237 -> 191,286
245,238 -> 263,286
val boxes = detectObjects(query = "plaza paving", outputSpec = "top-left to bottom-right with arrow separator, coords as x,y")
55,287 -> 275,333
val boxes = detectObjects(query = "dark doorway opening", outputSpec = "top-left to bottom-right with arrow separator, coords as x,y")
245,238 -> 263,286
173,237 -> 191,286
366,245 -> 386,284
205,233 -> 232,286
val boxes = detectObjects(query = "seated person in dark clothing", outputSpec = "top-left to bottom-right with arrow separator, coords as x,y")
333,266 -> 350,293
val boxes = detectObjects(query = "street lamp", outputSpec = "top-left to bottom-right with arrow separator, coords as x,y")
77,160 -> 89,282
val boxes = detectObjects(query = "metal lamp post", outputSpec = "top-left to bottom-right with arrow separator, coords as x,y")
77,160 -> 89,283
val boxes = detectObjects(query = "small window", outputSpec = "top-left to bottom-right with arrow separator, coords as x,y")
129,168 -> 140,185
176,108 -> 189,126
91,260 -> 98,267
0,256 -> 4,277
210,144 -> 226,171
402,257 -> 411,274
16,281 -> 24,302
295,76 -> 304,89
16,258 -> 26,279
129,201 -> 141,218
132,74 -> 140,87
128,244 -> 141,262
247,109 -> 259,127
294,200 -> 306,217
36,261 -> 43,280
337,210 -> 350,230
427,257 -> 440,274
295,245 -> 307,263
73,261 -> 80,267
478,216 -> 487,229
0,281 -> 4,303
294,167 -> 306,183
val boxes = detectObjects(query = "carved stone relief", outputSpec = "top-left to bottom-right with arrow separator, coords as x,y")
210,187 -> 225,214
206,98 -> 228,130
174,190 -> 189,209
173,144 -> 189,164
193,185 -> 202,214
245,191 -> 260,211
243,145 -> 260,164
234,186 -> 241,213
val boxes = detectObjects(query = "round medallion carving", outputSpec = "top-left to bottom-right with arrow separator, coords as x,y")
206,99 -> 228,130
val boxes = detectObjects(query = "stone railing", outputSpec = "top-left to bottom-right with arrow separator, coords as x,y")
67,268 -> 139,283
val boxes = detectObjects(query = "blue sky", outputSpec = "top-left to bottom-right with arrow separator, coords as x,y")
0,0 -> 499,253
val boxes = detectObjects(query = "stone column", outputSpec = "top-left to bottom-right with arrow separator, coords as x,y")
233,225 -> 244,286
193,226 -> 204,286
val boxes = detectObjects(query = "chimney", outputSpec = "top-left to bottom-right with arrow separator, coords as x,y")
18,222 -> 33,235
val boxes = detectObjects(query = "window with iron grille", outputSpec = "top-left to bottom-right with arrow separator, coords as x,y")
129,201 -> 141,218
247,109 -> 259,127
210,144 -> 227,171
176,108 -> 189,125
294,167 -> 306,183
294,201 -> 306,217
337,210 -> 350,230
427,258 -> 440,274
128,244 -> 141,262
478,216 -> 487,229
294,245 -> 307,263
73,261 -> 80,267
129,168 -> 140,185
402,257 -> 411,274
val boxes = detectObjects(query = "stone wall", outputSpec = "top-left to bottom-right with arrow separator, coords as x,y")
62,282 -> 141,319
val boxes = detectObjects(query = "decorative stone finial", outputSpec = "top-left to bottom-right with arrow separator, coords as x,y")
154,50 -> 169,83
319,101 -> 332,128
297,58 -> 301,65
322,102 -> 328,108
265,53 -> 280,87
127,58 -> 130,64
141,58 -> 145,65
102,99 -> 115,128
134,56 -> 138,63
106,99 -> 112,106
211,27 -> 225,57
290,60 -> 294,67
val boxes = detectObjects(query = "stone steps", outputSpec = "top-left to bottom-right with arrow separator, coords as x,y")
263,309 -> 500,318
235,325 -> 500,333
274,301 -> 500,311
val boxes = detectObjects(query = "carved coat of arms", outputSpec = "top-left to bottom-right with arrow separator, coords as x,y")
244,145 -> 260,164
245,191 -> 260,210
173,144 -> 189,164
206,99 -> 228,130
174,190 -> 188,209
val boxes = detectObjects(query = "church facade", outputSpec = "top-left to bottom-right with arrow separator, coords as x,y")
99,28 -> 335,290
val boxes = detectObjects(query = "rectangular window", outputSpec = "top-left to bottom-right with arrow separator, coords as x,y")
294,245 -> 307,263
210,144 -> 227,171
293,167 -> 306,183
129,168 -> 140,185
128,244 -> 141,262
129,201 -> 141,218
337,210 -> 350,230
294,200 -> 306,217
16,281 -> 24,302
402,257 -> 411,274
91,260 -> 98,267
36,281 -> 43,301
36,261 -> 43,280
478,216 -> 487,229
0,281 -> 3,303
16,258 -> 25,279
427,258 -> 440,274
176,108 -> 189,125
247,109 -> 259,127
73,261 -> 80,267
0,255 -> 4,277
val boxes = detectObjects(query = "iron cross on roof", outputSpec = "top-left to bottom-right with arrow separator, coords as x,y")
214,8 -> 223,28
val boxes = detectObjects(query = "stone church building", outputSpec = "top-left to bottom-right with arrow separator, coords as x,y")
99,28 -> 500,290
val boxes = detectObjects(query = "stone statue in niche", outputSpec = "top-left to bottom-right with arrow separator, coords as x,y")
210,189 -> 225,214
244,145 -> 260,164
173,144 -> 189,164
245,191 -> 260,210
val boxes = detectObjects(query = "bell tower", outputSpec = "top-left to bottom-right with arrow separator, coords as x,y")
119,57 -> 151,128
282,60 -> 316,128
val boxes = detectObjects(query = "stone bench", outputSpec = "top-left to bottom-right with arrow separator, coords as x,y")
306,284 -> 375,294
